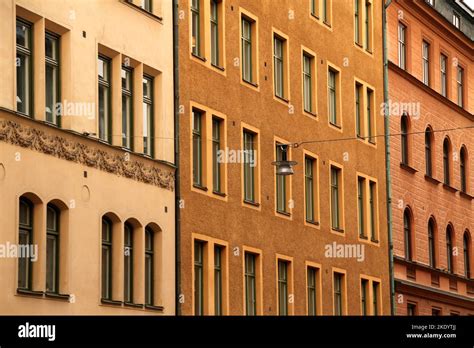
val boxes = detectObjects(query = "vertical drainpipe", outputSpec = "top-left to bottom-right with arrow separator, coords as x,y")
383,0 -> 395,315
173,0 -> 181,316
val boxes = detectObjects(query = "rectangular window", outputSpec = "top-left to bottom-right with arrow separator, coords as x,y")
322,0 -> 330,25
145,228 -> 154,306
422,41 -> 430,86
333,272 -> 344,315
367,88 -> 374,143
407,303 -> 417,316
124,224 -> 133,303
214,245 -> 223,315
305,156 -> 316,223
210,0 -> 220,66
355,83 -> 362,137
373,281 -> 380,315
398,22 -> 407,70
101,218 -> 112,300
453,12 -> 460,29
245,252 -> 257,316
243,130 -> 256,203
143,76 -> 153,156
45,33 -> 60,125
241,16 -> 255,84
328,68 -> 338,126
311,0 -> 318,17
273,36 -> 285,99
307,267 -> 318,315
364,0 -> 372,52
212,118 -> 222,194
121,67 -> 133,149
303,53 -> 314,113
369,181 -> 377,241
331,166 -> 342,230
46,206 -> 59,293
193,110 -> 203,186
354,0 -> 360,44
361,279 -> 368,315
16,19 -> 32,116
358,177 -> 366,238
98,56 -> 111,143
191,0 -> 202,56
276,144 -> 288,214
18,199 -> 33,290
140,0 -> 152,11
278,260 -> 288,316
440,54 -> 447,97
194,241 -> 205,315
457,66 -> 464,107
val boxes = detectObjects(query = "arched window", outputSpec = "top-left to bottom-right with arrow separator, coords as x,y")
460,147 -> 467,193
18,197 -> 33,290
446,225 -> 454,274
124,222 -> 134,303
464,231 -> 471,278
401,116 -> 409,165
443,138 -> 451,185
46,204 -> 60,293
425,128 -> 433,176
145,226 -> 154,306
101,216 -> 113,300
404,208 -> 412,261
428,218 -> 436,268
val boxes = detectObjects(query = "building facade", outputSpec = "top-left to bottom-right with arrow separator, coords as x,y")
0,0 -> 176,314
178,0 -> 391,315
387,0 -> 474,315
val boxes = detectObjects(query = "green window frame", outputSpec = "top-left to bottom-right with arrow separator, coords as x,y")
460,147 -> 467,193
322,0 -> 328,23
398,22 -> 406,70
440,54 -> 447,97
369,181 -> 376,241
443,138 -> 450,186
331,166 -> 341,230
143,75 -> 154,157
307,267 -> 317,316
357,177 -> 365,237
243,130 -> 255,203
305,156 -> 315,223
18,197 -> 33,290
404,209 -> 412,261
354,0 -> 360,44
214,245 -> 223,315
361,279 -> 368,315
422,41 -> 430,86
141,0 -> 152,12
428,218 -> 436,268
124,222 -> 134,303
98,56 -> 112,143
463,232 -> 471,278
273,36 -> 284,98
210,0 -> 219,66
367,89 -> 374,143
101,217 -> 113,300
328,69 -> 337,125
46,204 -> 60,294
212,117 -> 222,194
241,17 -> 253,83
191,0 -> 201,56
401,116 -> 408,165
372,281 -> 379,315
425,129 -> 432,176
364,0 -> 371,51
121,66 -> 133,150
193,110 -> 203,186
355,83 -> 362,137
334,272 -> 343,315
145,227 -> 154,306
303,54 -> 313,113
276,144 -> 288,214
194,240 -> 204,315
245,252 -> 257,315
45,32 -> 60,126
447,226 -> 453,274
16,19 -> 33,117
278,260 -> 288,316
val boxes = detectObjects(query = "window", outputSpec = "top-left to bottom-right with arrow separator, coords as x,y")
194,241 -> 205,315
278,260 -> 288,316
358,177 -> 366,238
372,281 -> 379,315
432,308 -> 441,316
398,22 -> 407,70
16,19 -> 32,116
212,118 -> 222,194
98,56 -> 111,143
361,279 -> 368,315
307,267 -> 318,315
331,166 -> 342,230
143,76 -> 154,156
101,217 -> 113,300
303,53 -> 314,113
311,0 -> 318,17
18,198 -> 33,290
333,272 -> 344,315
328,68 -> 339,126
407,303 -> 417,316
121,67 -> 133,149
140,0 -> 152,11
354,0 -> 361,44
367,88 -> 374,143
460,147 -> 467,193
214,245 -> 223,315
322,0 -> 330,25
243,130 -> 256,203
45,33 -> 60,125
428,218 -> 436,268
425,128 -> 433,176
440,54 -> 447,97
369,181 -> 377,241
305,156 -> 316,223
453,12 -> 460,29
210,0 -> 219,66
355,83 -> 362,137
422,41 -> 430,86
273,35 -> 285,99
364,0 -> 372,52
464,231 -> 471,278
245,252 -> 257,315
425,0 -> 434,6
446,226 -> 454,274
241,16 -> 255,84
191,0 -> 202,56
404,208 -> 412,261
145,227 -> 154,306
276,144 -> 288,214
401,115 -> 409,165
192,110 -> 203,187
443,138 -> 451,185
124,223 -> 134,303
457,66 -> 464,107
46,204 -> 60,293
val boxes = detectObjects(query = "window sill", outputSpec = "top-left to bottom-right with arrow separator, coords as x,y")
191,53 -> 206,62
323,21 -> 331,28
359,235 -> 368,240
276,210 -> 291,217
213,191 -> 227,197
243,199 -> 260,207
211,63 -> 225,71
303,110 -> 317,117
16,288 -> 44,297
101,298 -> 123,306
370,238 -> 379,244
329,122 -> 341,130
305,219 -> 320,226
460,191 -> 474,200
193,184 -> 208,192
332,227 -> 344,233
242,79 -> 258,88
424,174 -> 441,185
124,302 -> 144,309
275,94 -> 289,104
442,183 -> 457,193
145,304 -> 164,312
400,162 -> 418,174
45,292 -> 70,301
355,41 -> 363,48
120,0 -> 163,22
310,13 -> 319,20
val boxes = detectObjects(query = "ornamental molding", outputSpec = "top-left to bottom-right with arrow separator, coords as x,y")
0,119 -> 175,191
